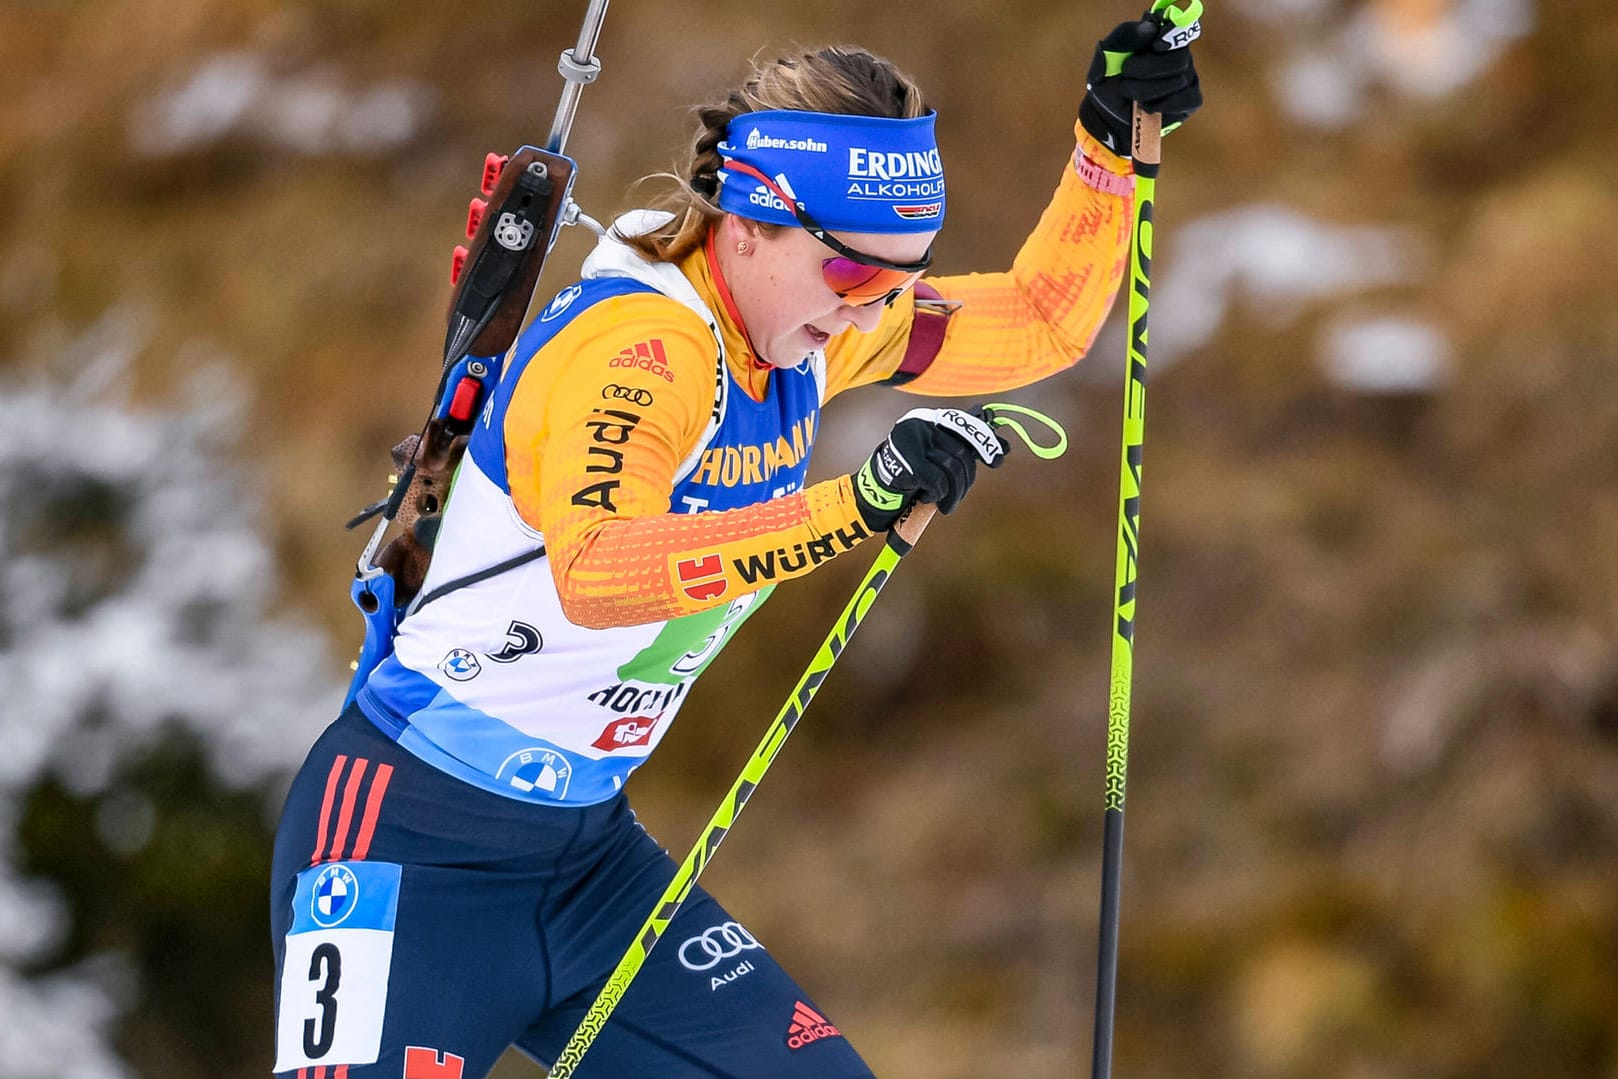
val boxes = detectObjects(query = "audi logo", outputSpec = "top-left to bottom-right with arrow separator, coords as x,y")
677,921 -> 761,971
602,384 -> 655,406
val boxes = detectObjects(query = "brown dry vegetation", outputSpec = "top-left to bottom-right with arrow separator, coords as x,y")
4,0 -> 1617,1076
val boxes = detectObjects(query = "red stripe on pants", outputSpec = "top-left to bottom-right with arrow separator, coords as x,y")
349,763 -> 393,861
326,758 -> 370,862
309,755 -> 349,866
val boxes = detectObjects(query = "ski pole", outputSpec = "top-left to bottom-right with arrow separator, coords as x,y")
544,504 -> 932,1078
1090,0 -> 1200,1069
547,406 -> 1067,1078
1088,101 -> 1155,1079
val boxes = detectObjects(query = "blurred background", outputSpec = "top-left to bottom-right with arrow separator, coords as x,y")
3,0 -> 1616,1075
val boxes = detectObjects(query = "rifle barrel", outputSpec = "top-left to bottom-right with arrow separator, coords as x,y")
547,0 -> 612,153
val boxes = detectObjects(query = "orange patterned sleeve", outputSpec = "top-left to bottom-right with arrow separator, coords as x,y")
506,292 -> 872,630
821,126 -> 1135,401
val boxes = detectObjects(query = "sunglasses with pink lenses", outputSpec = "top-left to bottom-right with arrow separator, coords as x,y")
724,161 -> 932,306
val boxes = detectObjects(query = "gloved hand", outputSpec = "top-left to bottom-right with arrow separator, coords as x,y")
852,407 -> 1011,533
1079,14 -> 1203,157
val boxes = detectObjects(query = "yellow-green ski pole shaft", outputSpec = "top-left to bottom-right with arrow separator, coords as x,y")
1091,102 -> 1160,1079
548,504 -> 936,1078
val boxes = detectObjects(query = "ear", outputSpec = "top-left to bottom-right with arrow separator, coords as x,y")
725,214 -> 769,244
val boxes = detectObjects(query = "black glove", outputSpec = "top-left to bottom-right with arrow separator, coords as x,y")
852,407 -> 1011,533
1079,15 -> 1203,157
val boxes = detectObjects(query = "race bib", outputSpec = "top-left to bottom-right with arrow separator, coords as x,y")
274,860 -> 402,1072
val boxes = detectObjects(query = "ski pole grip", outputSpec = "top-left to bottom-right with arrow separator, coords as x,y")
1133,104 -> 1163,166
891,501 -> 937,549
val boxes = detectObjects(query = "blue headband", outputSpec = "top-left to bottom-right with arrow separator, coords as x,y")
715,109 -> 945,235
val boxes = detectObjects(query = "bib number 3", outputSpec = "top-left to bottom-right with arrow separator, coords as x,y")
275,861 -> 403,1072
305,942 -> 343,1057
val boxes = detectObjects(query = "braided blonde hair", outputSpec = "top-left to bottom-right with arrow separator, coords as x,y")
620,46 -> 930,263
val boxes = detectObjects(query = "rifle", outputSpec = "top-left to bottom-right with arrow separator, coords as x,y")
342,0 -> 612,706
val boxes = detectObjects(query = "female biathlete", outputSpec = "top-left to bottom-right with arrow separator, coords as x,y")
272,21 -> 1199,1079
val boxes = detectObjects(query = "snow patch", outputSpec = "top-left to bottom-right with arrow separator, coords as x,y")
131,50 -> 435,157
1146,205 -> 1420,367
0,311 -> 343,1070
1319,315 -> 1452,393
1270,0 -> 1535,128
0,962 -> 132,1079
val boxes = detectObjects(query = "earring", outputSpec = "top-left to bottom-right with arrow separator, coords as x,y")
736,241 -> 751,255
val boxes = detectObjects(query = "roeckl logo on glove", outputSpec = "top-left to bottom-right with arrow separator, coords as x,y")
933,408 -> 1005,464
1158,18 -> 1202,50
872,442 -> 912,487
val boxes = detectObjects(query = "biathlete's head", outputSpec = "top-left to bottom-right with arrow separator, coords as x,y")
623,47 -> 943,369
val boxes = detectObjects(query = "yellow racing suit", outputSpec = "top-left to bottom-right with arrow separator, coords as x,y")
353,127 -> 1134,805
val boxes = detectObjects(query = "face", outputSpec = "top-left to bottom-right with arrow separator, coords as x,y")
718,216 -> 938,369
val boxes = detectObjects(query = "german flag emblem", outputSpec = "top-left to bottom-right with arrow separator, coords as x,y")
892,202 -> 943,220
675,553 -> 729,602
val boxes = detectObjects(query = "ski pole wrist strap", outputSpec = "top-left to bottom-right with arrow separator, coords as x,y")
980,402 -> 1070,459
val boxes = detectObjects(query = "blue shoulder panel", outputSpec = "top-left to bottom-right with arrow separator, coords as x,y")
467,277 -> 660,492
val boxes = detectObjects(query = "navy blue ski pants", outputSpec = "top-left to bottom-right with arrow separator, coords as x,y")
270,703 -> 873,1078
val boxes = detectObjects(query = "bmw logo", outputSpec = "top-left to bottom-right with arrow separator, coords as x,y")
439,648 -> 482,682
311,864 -> 360,928
497,747 -> 573,798
542,284 -> 583,322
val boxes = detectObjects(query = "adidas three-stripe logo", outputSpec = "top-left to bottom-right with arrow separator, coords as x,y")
785,1001 -> 841,1050
309,754 -> 394,866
